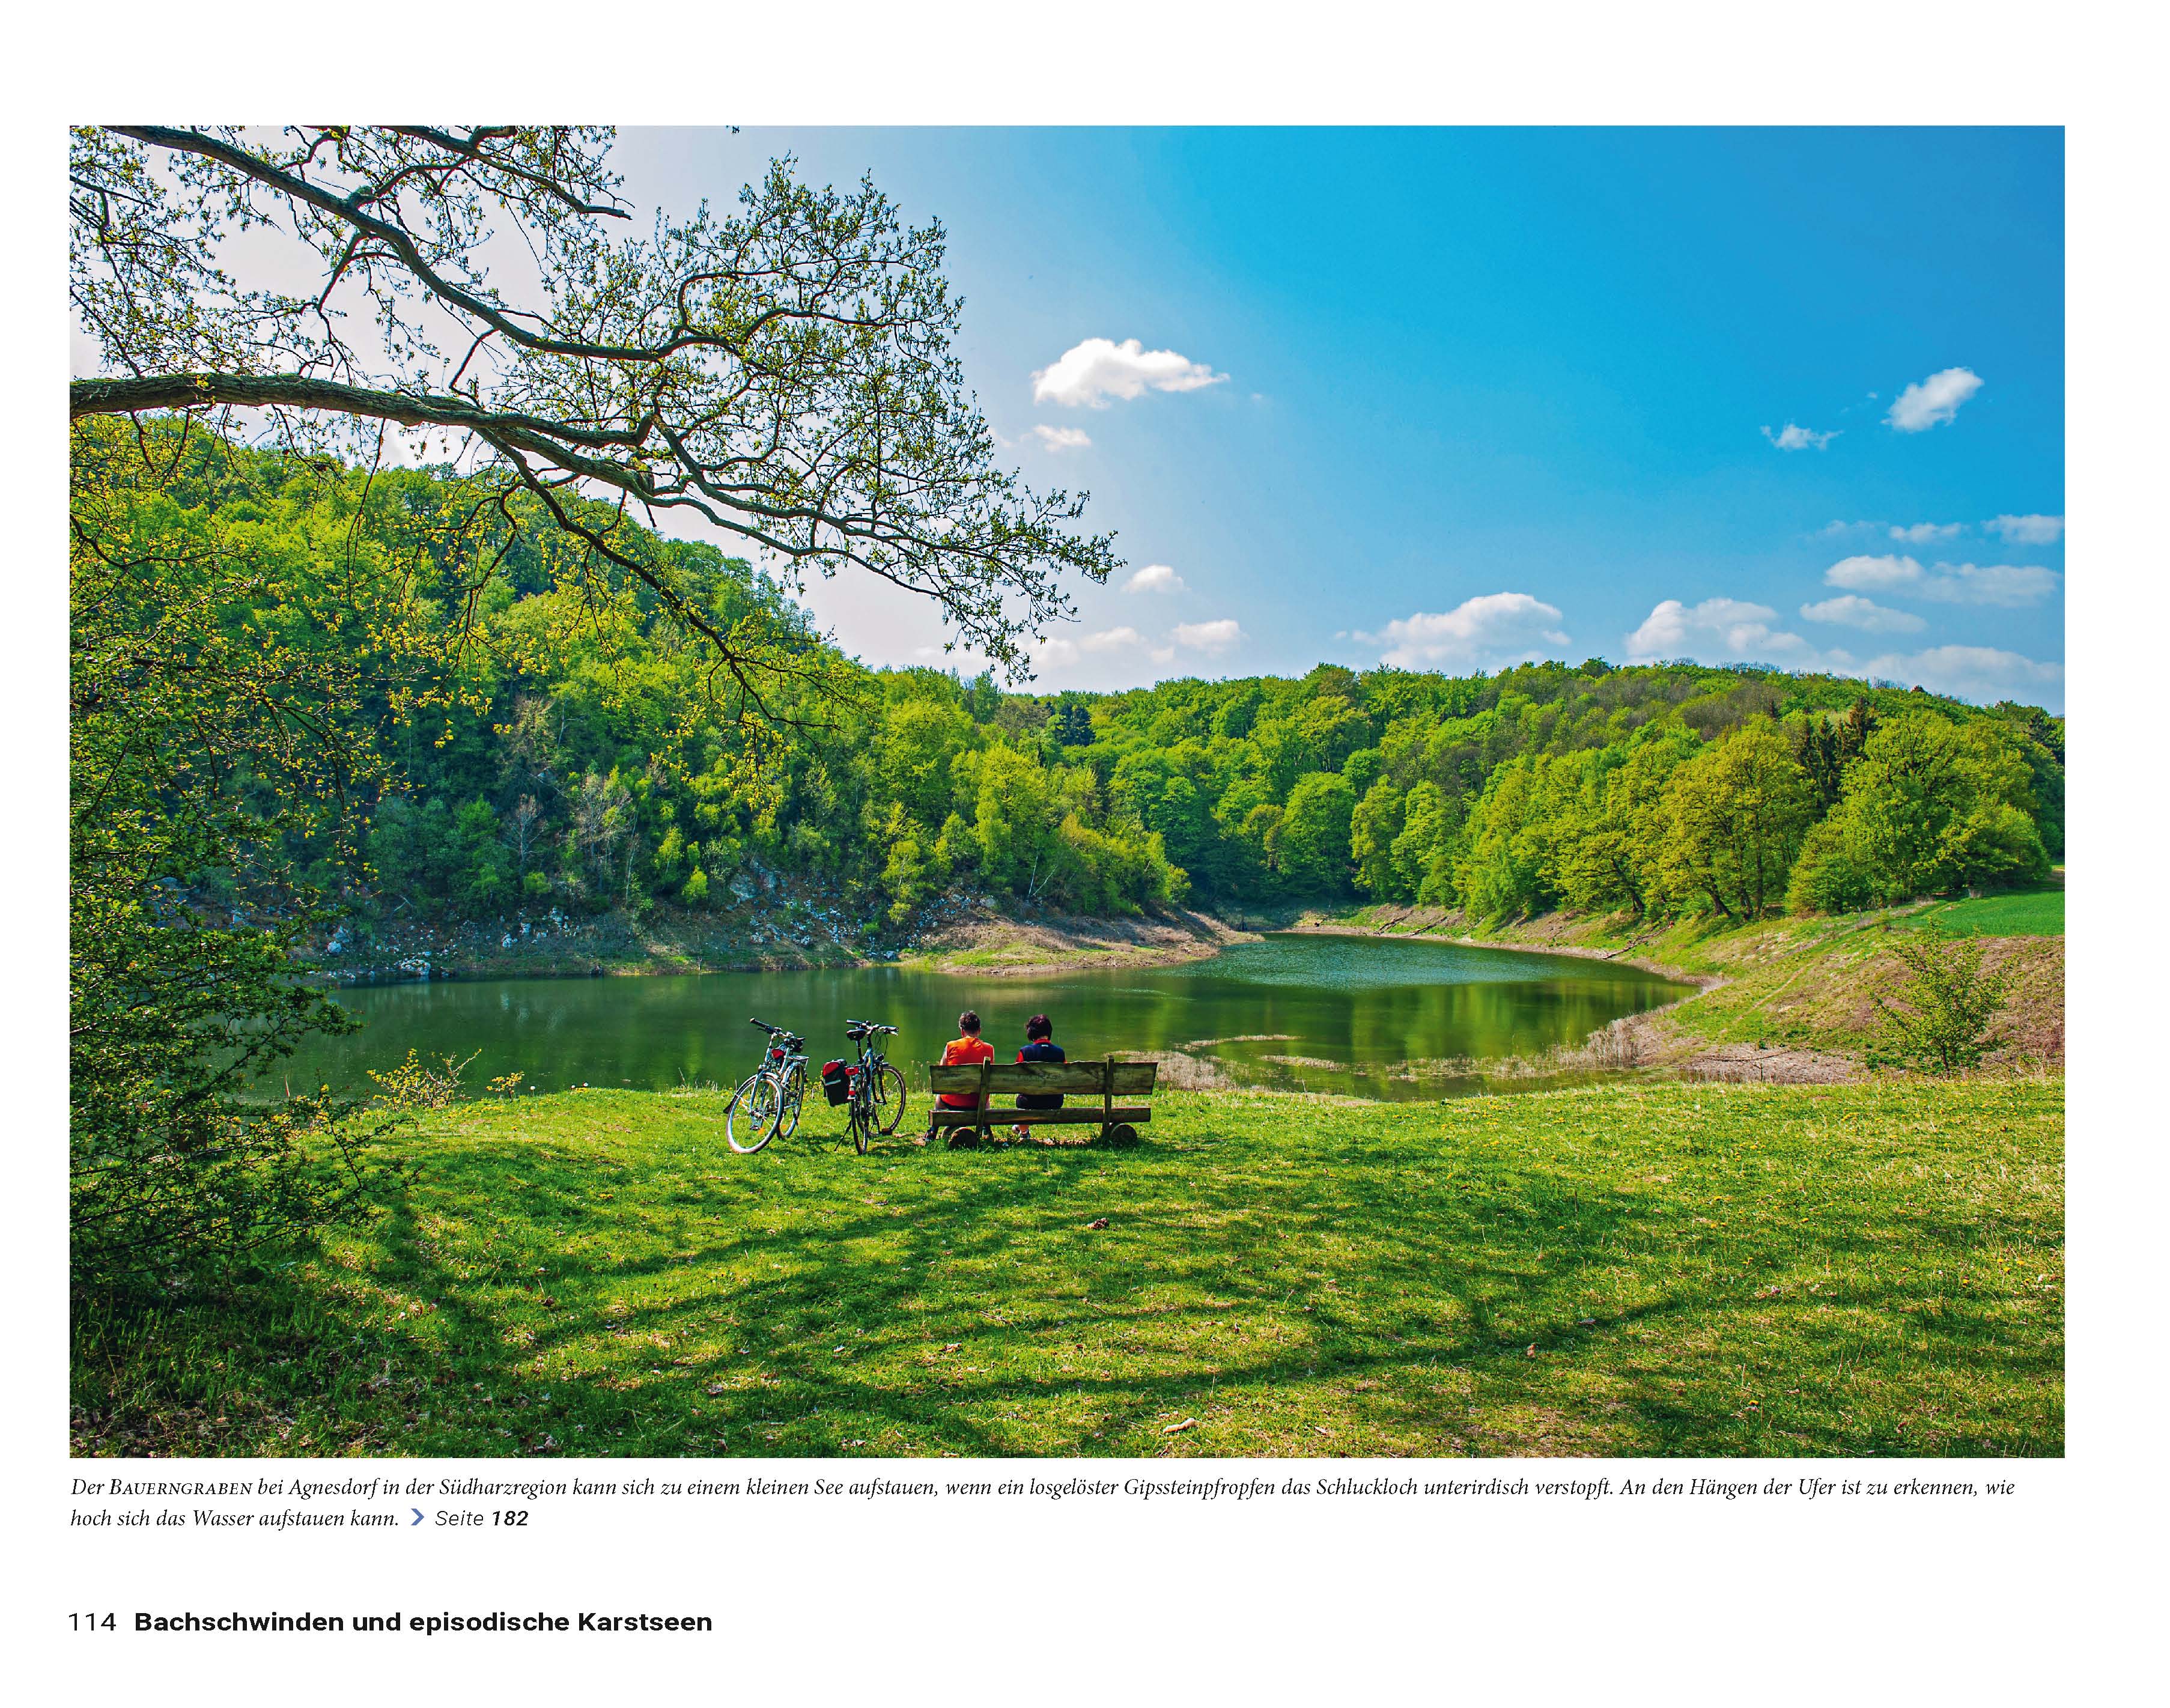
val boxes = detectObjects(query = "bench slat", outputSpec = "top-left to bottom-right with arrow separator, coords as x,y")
926,1060 -> 1158,1095
926,1105 -> 1154,1127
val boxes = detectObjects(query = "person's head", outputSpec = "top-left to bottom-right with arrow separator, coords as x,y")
1025,1014 -> 1053,1041
957,1010 -> 980,1037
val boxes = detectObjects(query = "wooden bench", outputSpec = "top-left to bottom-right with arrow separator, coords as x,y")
923,1057 -> 1158,1147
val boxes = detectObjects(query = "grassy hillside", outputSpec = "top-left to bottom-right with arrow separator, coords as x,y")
74,1078 -> 2063,1460
1906,887 -> 2064,939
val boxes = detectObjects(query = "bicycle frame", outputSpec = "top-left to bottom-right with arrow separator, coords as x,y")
733,1018 -> 808,1149
768,1039 -> 809,1106
842,1020 -> 902,1151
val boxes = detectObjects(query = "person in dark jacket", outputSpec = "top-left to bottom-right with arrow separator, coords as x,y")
1012,1013 -> 1064,1138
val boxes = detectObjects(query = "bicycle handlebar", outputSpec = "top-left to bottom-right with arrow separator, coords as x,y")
753,1014 -> 893,1039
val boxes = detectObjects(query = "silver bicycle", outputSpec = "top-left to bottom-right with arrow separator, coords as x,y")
726,1018 -> 807,1154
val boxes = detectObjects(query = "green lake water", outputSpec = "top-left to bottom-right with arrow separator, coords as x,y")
286,932 -> 1689,1104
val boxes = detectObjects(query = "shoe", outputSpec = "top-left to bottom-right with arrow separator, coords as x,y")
1012,1125 -> 1031,1140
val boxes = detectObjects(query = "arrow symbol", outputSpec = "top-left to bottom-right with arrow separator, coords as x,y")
410,1508 -> 424,1526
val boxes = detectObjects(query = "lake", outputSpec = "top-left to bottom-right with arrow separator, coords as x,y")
284,932 -> 1689,1104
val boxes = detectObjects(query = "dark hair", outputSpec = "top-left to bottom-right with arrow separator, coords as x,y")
958,1011 -> 980,1035
1025,1014 -> 1053,1041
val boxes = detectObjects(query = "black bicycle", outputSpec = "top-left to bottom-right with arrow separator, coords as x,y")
836,1020 -> 907,1155
726,1018 -> 807,1154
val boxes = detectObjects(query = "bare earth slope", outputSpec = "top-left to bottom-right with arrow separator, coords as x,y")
901,901 -> 1257,974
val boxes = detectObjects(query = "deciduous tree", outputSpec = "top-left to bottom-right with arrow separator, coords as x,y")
1655,719 -> 1814,921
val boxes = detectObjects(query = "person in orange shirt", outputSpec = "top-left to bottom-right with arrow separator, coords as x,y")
937,1010 -> 995,1148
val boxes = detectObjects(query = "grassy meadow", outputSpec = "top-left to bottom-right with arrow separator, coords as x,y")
73,1075 -> 2063,1460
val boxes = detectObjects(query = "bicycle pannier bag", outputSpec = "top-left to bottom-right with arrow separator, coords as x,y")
821,1060 -> 851,1105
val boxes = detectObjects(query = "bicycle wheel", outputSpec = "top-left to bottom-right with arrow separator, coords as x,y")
776,1064 -> 805,1140
726,1071 -> 783,1154
872,1062 -> 908,1135
851,1092 -> 872,1155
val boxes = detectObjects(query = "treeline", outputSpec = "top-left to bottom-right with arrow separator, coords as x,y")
1083,661 -> 2059,924
87,427 -> 2064,940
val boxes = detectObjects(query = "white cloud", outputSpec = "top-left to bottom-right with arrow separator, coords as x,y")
1122,562 -> 1187,595
1912,563 -> 2061,607
1626,597 -> 1816,665
1032,636 -> 1080,668
1028,424 -> 1093,452
1886,366 -> 1983,431
1620,601 -> 2062,710
1823,553 -> 2058,606
1357,592 -> 1570,670
1889,521 -> 1962,544
1149,646 -> 1175,667
1079,626 -> 1143,653
1825,553 -> 1927,593
1819,519 -> 1880,538
1173,619 -> 1244,654
1031,337 -> 1227,407
1990,513 -> 2064,544
1763,423 -> 1840,451
1859,645 -> 2063,707
1799,595 -> 1927,634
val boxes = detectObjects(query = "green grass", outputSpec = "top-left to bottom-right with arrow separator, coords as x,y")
1901,887 -> 2064,939
74,1078 -> 2063,1460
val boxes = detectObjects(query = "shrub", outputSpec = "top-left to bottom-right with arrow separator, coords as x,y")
1870,933 -> 2015,1072
366,1048 -> 482,1111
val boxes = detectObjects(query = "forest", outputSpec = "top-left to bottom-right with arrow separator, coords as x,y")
81,422 -> 2065,955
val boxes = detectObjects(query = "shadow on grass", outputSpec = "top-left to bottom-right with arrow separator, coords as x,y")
73,1084 -> 2064,1460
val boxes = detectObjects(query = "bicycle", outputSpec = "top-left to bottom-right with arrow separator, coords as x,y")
836,1020 -> 908,1155
726,1018 -> 807,1154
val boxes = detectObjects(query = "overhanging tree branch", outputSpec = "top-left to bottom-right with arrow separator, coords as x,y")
69,124 -> 1120,693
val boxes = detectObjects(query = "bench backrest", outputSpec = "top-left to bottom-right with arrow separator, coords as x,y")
925,1058 -> 1159,1098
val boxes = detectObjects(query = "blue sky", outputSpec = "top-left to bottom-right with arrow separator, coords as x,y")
621,128 -> 2066,708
